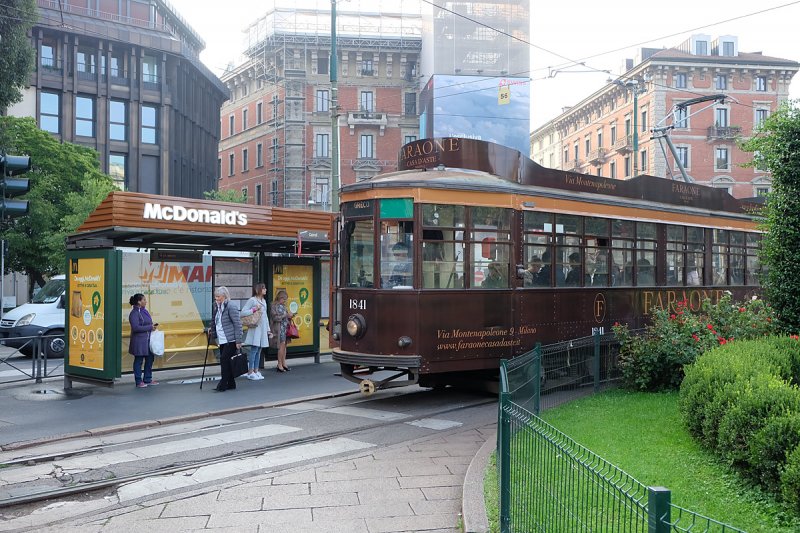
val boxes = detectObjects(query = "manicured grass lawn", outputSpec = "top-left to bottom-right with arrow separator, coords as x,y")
485,389 -> 800,533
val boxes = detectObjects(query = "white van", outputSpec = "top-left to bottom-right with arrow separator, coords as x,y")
0,275 -> 66,358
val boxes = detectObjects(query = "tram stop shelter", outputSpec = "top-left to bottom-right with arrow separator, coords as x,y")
64,191 -> 333,388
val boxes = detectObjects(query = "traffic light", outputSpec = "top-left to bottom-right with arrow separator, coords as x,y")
0,154 -> 31,219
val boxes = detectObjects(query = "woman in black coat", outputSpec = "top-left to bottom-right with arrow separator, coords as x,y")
128,293 -> 158,388
211,286 -> 243,392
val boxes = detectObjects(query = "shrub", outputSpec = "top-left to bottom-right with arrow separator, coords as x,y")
782,444 -> 800,514
615,294 -> 778,391
749,413 -> 800,493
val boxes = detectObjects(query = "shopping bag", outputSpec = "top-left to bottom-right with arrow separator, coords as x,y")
286,321 -> 300,340
149,330 -> 165,356
231,349 -> 249,377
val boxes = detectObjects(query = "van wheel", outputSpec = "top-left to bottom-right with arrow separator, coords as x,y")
45,330 -> 65,359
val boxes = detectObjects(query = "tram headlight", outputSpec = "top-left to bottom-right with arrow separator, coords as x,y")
346,314 -> 367,339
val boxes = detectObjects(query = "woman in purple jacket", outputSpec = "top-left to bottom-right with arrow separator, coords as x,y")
128,293 -> 158,388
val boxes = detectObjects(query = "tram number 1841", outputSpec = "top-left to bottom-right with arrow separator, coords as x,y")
349,299 -> 367,310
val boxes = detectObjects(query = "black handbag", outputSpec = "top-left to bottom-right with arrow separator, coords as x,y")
231,348 -> 249,377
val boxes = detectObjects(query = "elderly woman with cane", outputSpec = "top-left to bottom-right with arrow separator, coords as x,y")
211,286 -> 243,392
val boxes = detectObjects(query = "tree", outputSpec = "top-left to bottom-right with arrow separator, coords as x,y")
0,117 -> 115,290
0,0 -> 36,111
203,189 -> 247,203
741,101 -> 800,333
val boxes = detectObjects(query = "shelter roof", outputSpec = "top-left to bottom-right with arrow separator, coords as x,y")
67,191 -> 333,255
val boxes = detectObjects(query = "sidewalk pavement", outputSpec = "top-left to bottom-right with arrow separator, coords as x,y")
35,421 -> 496,533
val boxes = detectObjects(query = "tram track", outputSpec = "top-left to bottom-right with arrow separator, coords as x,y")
0,393 -> 496,509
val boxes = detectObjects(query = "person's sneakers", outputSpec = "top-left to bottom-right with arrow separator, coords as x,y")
253,372 -> 264,380
246,373 -> 257,380
145,381 -> 159,386
136,382 -> 147,388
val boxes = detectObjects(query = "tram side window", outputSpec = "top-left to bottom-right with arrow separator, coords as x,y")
555,214 -> 582,287
470,207 -> 511,289
380,220 -> 414,289
421,204 -> 465,289
745,232 -> 761,285
636,222 -> 657,286
687,227 -> 705,286
346,219 -> 375,288
523,212 -> 553,287
666,225 -> 685,285
585,217 -> 611,287
612,219 -> 635,286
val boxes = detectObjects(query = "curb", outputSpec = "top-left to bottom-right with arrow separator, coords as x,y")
462,426 -> 496,533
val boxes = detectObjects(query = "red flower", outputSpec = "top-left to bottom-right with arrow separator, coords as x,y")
739,307 -> 746,312
707,324 -> 714,330
613,322 -> 620,327
718,337 -> 727,345
692,334 -> 699,342
670,314 -> 677,320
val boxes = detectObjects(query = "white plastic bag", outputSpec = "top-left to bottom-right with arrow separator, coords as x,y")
149,330 -> 165,356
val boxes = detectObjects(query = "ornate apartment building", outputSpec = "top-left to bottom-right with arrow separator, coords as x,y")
218,5 -> 422,210
530,35 -> 799,198
7,0 -> 228,198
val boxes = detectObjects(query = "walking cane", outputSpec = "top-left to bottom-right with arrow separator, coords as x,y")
200,329 -> 211,390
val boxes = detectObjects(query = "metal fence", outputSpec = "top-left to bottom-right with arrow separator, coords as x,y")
497,331 -> 745,533
0,333 -> 64,383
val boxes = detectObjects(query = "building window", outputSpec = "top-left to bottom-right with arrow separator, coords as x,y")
584,136 -> 590,157
318,52 -> 329,75
110,51 -> 124,78
315,133 -> 330,157
641,109 -> 648,131
40,41 -> 58,69
75,96 -> 95,137
712,179 -> 732,195
716,75 -> 727,90
610,124 -> 616,143
755,76 -> 767,91
361,58 -> 374,76
256,142 -> 263,167
316,90 -> 329,112
228,153 -> 234,176
142,55 -> 158,83
609,160 -> 616,179
404,135 -> 417,145
360,134 -> 374,158
242,83 -> 248,97
360,91 -> 374,112
108,153 -> 126,190
217,158 -> 221,179
624,156 -> 630,177
39,91 -> 60,133
624,117 -> 631,136
242,148 -> 249,172
271,138 -> 278,163
241,187 -> 248,202
272,95 -> 278,118
722,41 -> 735,56
109,100 -> 127,141
715,147 -> 729,170
675,106 -> 688,129
563,148 -> 568,163
597,130 -> 603,148
715,108 -> 729,127
695,40 -> 708,55
573,142 -> 578,162
676,146 -> 689,169
675,73 -> 687,88
141,105 -> 157,144
640,149 -> 647,172
271,180 -> 279,206
256,102 -> 263,124
255,183 -> 263,205
404,93 -> 416,115
77,47 -> 96,76
755,109 -> 769,129
229,115 -> 234,136
242,109 -> 248,130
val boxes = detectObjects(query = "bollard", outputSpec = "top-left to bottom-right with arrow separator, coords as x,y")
34,331 -> 44,384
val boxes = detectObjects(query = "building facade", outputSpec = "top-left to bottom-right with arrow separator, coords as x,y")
218,4 -> 422,210
7,0 -> 228,198
531,35 -> 799,198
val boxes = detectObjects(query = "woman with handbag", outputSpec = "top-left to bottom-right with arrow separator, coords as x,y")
212,286 -> 243,392
270,289 -> 294,372
241,282 -> 272,380
128,293 -> 158,388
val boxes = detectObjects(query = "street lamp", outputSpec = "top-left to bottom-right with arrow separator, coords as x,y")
612,78 -> 645,176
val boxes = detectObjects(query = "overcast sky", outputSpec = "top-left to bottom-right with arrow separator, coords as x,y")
169,0 -> 800,130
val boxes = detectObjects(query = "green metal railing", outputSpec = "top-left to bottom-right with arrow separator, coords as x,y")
497,332 -> 746,533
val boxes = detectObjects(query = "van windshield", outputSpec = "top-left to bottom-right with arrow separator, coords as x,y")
32,279 -> 65,304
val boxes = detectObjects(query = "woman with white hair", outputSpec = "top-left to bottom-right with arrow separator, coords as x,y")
212,286 -> 243,392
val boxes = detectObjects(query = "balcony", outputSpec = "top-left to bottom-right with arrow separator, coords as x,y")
347,111 -> 387,134
707,126 -> 742,140
588,147 -> 607,165
564,159 -> 582,172
613,135 -> 633,153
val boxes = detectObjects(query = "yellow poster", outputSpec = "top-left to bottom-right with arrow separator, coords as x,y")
498,85 -> 510,105
273,264 -> 313,348
68,257 -> 105,370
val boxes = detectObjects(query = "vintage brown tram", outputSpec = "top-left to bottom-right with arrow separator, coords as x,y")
330,138 -> 762,391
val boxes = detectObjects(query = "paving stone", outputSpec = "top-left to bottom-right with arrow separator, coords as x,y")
356,487 -> 427,504
269,468 -> 318,484
432,455 -> 473,466
161,492 -> 261,517
410,498 -> 461,515
205,508 -> 311,528
108,514 -> 210,531
398,474 -> 463,489
365,512 -> 459,533
311,477 -> 401,495
316,464 -> 399,482
263,518 -> 369,533
311,501 -> 414,521
421,486 -> 463,500
260,491 -> 359,510
396,463 -> 451,477
444,462 -> 469,475
218,481 -> 309,501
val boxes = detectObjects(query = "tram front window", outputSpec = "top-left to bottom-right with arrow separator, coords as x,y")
346,219 -> 375,288
381,220 -> 414,289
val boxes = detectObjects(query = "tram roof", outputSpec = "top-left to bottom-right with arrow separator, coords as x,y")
67,191 -> 333,254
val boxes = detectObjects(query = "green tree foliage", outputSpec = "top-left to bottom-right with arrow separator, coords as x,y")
0,0 -> 36,111
0,117 -> 115,289
203,189 -> 247,203
742,102 -> 800,332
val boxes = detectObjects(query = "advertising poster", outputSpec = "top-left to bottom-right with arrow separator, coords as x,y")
121,251 -> 213,368
68,257 -> 106,370
272,264 -> 314,348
